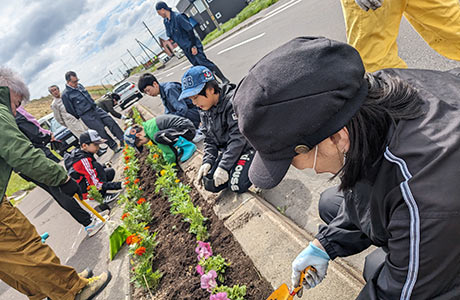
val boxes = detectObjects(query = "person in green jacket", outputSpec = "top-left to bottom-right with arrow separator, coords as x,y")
0,67 -> 110,300
124,114 -> 197,163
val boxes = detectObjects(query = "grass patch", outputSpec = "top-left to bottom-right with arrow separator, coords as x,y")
202,0 -> 280,45
6,172 -> 36,197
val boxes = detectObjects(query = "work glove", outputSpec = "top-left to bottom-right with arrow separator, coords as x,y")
121,115 -> 127,120
291,242 -> 330,291
213,167 -> 229,187
355,0 -> 382,11
59,177 -> 83,199
196,163 -> 212,184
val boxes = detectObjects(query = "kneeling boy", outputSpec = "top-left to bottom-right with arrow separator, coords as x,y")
179,66 -> 254,193
65,130 -> 123,205
124,114 -> 196,163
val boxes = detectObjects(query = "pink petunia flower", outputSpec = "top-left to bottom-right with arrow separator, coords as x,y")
210,292 -> 229,300
196,264 -> 205,276
201,270 -> 217,292
196,241 -> 213,261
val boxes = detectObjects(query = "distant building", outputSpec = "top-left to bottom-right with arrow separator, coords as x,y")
176,0 -> 249,40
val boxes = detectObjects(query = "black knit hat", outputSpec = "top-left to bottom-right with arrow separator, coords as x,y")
155,1 -> 171,11
232,37 -> 367,189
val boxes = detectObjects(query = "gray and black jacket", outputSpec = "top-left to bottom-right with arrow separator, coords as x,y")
96,96 -> 122,119
316,68 -> 460,300
200,84 -> 251,171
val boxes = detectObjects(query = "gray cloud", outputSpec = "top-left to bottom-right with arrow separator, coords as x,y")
23,53 -> 56,82
0,0 -> 88,64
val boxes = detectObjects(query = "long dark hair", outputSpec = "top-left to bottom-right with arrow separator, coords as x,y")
338,72 -> 424,191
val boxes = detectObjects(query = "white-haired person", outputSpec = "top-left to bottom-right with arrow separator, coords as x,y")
0,67 -> 110,300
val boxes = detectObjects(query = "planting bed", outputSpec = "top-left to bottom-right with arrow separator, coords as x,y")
132,150 -> 273,299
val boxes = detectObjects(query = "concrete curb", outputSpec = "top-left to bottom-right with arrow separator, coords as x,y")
135,104 -> 364,299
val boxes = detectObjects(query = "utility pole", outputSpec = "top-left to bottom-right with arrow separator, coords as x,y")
135,38 -> 154,62
143,21 -> 162,49
127,49 -> 140,66
120,58 -> 130,71
118,68 -> 125,79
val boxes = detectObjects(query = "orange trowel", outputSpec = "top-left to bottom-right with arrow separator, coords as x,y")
266,266 -> 314,300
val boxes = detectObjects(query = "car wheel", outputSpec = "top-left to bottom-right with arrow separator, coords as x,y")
120,104 -> 125,110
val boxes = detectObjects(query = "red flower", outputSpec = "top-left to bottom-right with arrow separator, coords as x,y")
134,178 -> 140,184
137,198 -> 146,205
125,176 -> 129,180
125,181 -> 130,185
124,166 -> 129,170
135,247 -> 146,256
87,186 -> 91,191
121,213 -> 129,220
126,234 -> 136,245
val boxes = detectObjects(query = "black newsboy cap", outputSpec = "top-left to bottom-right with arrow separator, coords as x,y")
232,36 -> 367,189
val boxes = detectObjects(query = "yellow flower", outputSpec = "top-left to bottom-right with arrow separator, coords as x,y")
175,179 -> 180,183
160,170 -> 166,176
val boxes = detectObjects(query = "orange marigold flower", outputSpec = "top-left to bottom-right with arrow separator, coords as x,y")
131,235 -> 141,244
87,186 -> 91,191
137,198 -> 146,205
125,156 -> 130,160
126,234 -> 135,245
121,213 -> 129,220
160,170 -> 166,176
134,178 -> 140,184
125,176 -> 129,180
144,226 -> 150,230
124,166 -> 129,170
134,247 -> 146,256
152,153 -> 159,159
125,181 -> 130,185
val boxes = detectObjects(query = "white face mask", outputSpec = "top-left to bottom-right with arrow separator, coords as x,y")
312,145 -> 319,174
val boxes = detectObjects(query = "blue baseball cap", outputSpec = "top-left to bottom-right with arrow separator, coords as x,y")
179,66 -> 215,100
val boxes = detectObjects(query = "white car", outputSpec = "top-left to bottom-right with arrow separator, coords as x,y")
113,81 -> 143,109
173,47 -> 184,59
158,53 -> 171,64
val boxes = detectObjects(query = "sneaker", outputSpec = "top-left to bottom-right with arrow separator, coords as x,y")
75,271 -> 112,300
103,192 -> 120,204
192,129 -> 205,143
85,218 -> 105,237
96,148 -> 108,157
78,268 -> 94,279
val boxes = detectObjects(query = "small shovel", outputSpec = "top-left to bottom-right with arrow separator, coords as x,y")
266,266 -> 314,300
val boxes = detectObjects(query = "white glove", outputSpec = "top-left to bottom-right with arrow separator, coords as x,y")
121,115 -> 127,120
213,167 -> 229,187
196,163 -> 212,184
355,0 -> 382,11
291,242 -> 330,291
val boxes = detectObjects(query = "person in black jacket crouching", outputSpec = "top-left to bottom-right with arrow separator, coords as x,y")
233,36 -> 460,299
179,66 -> 254,194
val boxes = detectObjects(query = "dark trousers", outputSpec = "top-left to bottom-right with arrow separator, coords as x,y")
19,174 -> 92,227
80,108 -> 124,149
81,168 -> 116,197
183,46 -> 226,80
204,150 -> 255,194
318,186 -> 386,282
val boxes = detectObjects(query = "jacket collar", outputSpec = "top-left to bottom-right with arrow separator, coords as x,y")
0,86 -> 12,113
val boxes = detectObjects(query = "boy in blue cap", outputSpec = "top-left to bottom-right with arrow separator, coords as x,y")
179,66 -> 254,193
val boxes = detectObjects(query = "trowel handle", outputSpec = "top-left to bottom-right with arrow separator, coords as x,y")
290,266 -> 315,296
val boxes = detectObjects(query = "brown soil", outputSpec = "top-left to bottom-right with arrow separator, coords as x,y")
132,150 -> 273,299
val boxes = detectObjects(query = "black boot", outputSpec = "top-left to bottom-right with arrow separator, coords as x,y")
213,66 -> 230,84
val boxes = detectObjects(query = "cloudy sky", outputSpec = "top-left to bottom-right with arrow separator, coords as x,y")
0,0 -> 179,100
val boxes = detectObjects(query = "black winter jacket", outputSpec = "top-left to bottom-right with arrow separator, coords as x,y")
316,68 -> 460,300
15,112 -> 60,163
200,84 -> 251,171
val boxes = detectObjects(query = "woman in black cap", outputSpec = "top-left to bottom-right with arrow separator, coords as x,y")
233,37 -> 460,299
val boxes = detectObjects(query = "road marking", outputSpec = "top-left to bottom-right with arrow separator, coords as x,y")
218,33 -> 266,55
165,72 -> 174,77
207,0 -> 301,52
155,61 -> 188,76
182,64 -> 192,70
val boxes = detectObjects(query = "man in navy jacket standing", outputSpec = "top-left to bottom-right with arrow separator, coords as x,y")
62,71 -> 124,153
156,1 -> 229,84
